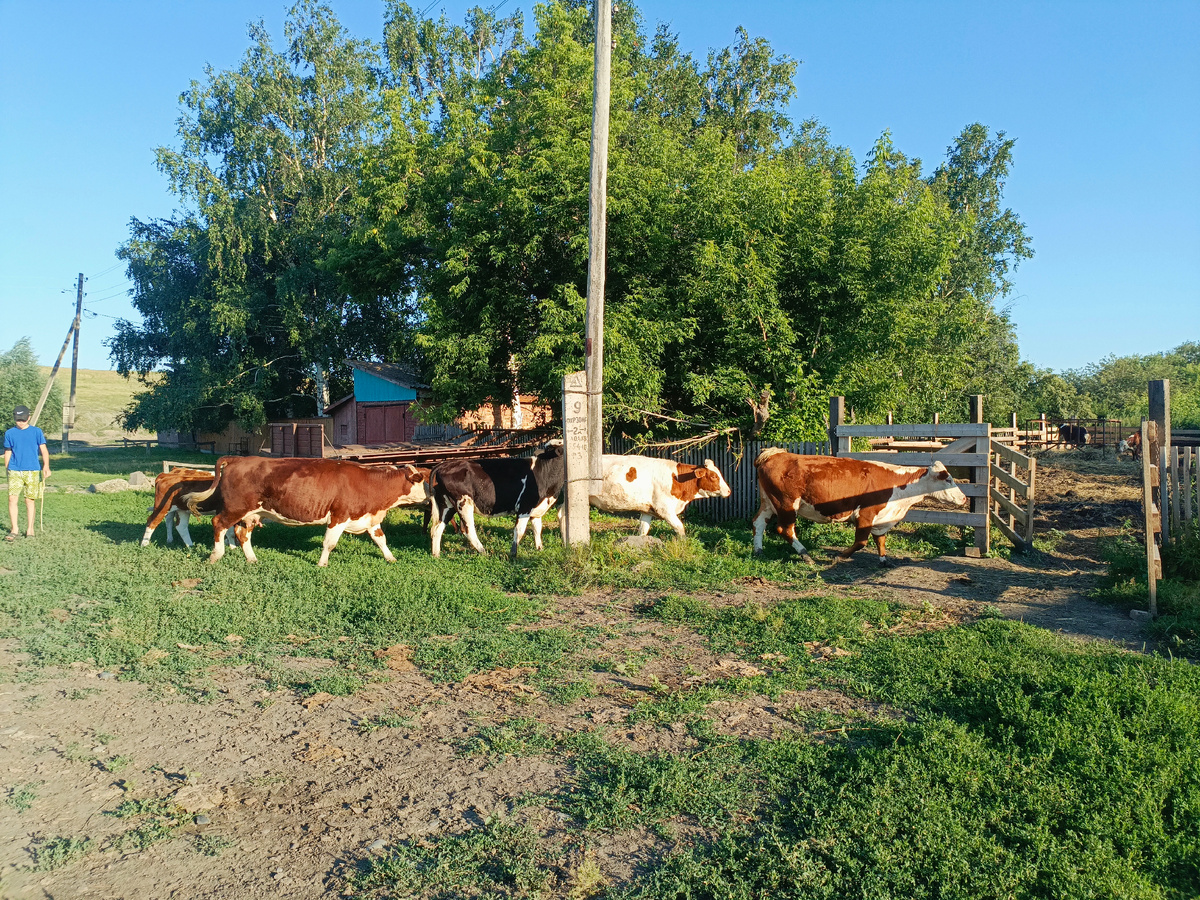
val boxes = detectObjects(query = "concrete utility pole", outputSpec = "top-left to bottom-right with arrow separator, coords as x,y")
585,0 -> 611,496
62,273 -> 83,453
565,0 -> 611,546
30,318 -> 77,427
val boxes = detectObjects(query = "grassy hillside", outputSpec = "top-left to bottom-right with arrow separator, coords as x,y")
37,367 -> 158,445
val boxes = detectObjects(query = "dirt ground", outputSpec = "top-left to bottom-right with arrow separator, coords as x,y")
0,454 -> 1150,899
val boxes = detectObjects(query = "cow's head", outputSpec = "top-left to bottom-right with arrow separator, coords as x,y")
697,459 -> 732,499
925,461 -> 967,507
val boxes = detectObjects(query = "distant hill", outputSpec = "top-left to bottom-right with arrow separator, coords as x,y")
37,367 -> 158,445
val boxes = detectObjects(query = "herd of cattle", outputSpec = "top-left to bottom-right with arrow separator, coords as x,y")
137,445 -> 972,567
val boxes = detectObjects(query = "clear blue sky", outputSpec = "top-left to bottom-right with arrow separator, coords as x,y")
2,0 -> 1197,373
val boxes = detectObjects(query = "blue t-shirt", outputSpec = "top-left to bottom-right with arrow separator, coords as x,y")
4,425 -> 47,472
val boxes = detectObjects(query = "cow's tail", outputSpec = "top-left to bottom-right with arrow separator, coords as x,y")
186,460 -> 227,515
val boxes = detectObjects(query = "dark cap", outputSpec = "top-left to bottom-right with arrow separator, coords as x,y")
13,405 -> 30,422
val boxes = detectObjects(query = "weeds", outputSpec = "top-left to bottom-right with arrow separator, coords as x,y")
29,836 -> 93,871
349,818 -> 552,898
5,781 -> 40,812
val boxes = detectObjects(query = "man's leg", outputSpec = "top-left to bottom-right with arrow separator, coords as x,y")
7,488 -> 18,535
24,497 -> 35,535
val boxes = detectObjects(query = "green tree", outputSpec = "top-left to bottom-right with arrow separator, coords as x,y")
0,339 -> 63,428
110,1 -> 407,432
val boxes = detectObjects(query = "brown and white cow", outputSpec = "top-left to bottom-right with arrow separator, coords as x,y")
752,448 -> 967,564
141,468 -> 217,548
187,457 -> 430,566
429,444 -> 564,559
589,455 -> 731,537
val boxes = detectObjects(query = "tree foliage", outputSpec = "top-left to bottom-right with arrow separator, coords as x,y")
111,0 -> 1041,439
0,339 -> 63,428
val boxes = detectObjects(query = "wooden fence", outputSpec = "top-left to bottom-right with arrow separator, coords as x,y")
607,435 -> 830,523
990,441 -> 1037,551
831,420 -> 994,556
1141,419 -> 1164,614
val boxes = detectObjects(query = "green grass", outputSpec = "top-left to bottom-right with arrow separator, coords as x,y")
9,449 -> 1200,899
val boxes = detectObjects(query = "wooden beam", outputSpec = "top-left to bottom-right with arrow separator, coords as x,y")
845,452 -> 990,467
992,491 -> 1028,527
1141,418 -> 1158,616
990,464 -> 1028,495
834,423 -> 990,438
990,440 -> 1033,468
905,509 -> 988,527
991,513 -> 1029,552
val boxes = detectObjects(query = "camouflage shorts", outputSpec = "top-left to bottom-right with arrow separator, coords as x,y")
7,470 -> 43,500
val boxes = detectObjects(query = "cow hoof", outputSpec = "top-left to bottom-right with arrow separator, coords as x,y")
752,548 -> 762,557
877,556 -> 895,568
800,553 -> 816,565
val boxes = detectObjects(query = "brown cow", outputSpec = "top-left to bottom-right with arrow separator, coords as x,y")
752,448 -> 967,564
140,468 -> 218,548
188,457 -> 430,566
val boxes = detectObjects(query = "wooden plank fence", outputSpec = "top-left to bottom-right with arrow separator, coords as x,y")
607,435 -> 829,523
990,440 -> 1037,551
1142,419 -> 1163,615
831,418 -> 994,556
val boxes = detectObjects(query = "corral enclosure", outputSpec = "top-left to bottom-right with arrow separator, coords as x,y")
1,446 -> 1197,900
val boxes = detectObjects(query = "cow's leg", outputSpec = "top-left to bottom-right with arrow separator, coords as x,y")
318,521 -> 350,567
637,513 -> 653,537
234,520 -> 258,564
661,510 -> 687,538
367,523 -> 396,563
459,499 -> 486,555
166,510 -> 176,544
430,499 -> 448,558
511,515 -> 530,560
779,515 -> 815,563
531,514 -> 545,551
140,519 -> 158,547
874,534 -> 893,566
209,515 -> 233,563
839,525 -> 873,559
751,496 -> 774,555
176,511 -> 194,548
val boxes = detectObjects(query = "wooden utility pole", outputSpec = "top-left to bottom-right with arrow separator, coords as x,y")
30,317 -> 77,427
62,273 -> 83,453
585,0 -> 611,496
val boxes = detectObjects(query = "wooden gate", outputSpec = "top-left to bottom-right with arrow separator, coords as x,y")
990,440 -> 1037,551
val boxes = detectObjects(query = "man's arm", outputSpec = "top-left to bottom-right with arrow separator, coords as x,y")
3,449 -> 10,471
39,442 -> 51,478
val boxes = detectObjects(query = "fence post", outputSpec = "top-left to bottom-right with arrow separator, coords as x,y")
967,395 -> 990,557
1149,380 -> 1170,542
1141,419 -> 1159,616
829,396 -> 849,456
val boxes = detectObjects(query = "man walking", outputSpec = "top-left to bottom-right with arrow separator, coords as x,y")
4,405 -> 51,540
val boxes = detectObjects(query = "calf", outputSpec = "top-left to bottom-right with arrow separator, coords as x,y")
1123,431 -> 1142,461
187,457 -> 430,566
429,445 -> 564,559
141,468 -> 219,548
589,455 -> 730,537
752,448 -> 967,564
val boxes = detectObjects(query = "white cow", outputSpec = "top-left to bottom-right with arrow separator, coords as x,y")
589,455 -> 731,537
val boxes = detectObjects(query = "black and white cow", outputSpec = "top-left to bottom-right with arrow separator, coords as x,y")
428,444 -> 565,559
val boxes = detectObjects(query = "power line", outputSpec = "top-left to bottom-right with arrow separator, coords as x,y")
87,262 -> 123,279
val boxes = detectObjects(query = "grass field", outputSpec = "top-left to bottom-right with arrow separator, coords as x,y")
3,448 -> 1197,899
37,367 -> 157,444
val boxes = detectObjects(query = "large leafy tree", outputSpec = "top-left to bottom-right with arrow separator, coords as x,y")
111,0 -> 1039,439
110,1 -> 414,432
0,338 -> 63,425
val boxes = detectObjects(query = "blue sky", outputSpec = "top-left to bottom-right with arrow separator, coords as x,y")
1,0 -> 1197,373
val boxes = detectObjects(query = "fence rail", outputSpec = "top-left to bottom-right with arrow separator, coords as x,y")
990,440 -> 1037,551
